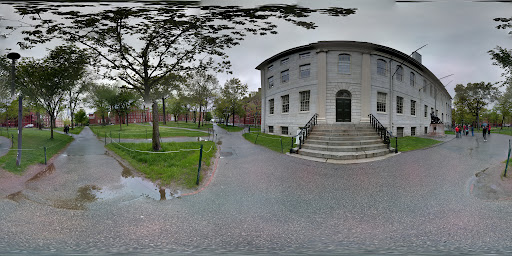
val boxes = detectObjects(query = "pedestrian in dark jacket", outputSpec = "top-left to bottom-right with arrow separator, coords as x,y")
483,125 -> 488,141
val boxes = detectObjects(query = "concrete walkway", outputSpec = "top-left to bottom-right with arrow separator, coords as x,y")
1,125 -> 512,255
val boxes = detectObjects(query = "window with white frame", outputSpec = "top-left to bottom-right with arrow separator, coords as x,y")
269,99 -> 274,114
411,100 -> 416,116
377,59 -> 387,76
300,64 -> 310,78
410,72 -> 415,86
281,95 -> 289,113
397,96 -> 404,114
281,70 -> 289,83
281,126 -> 288,135
299,52 -> 311,59
338,54 -> 350,74
396,65 -> 403,81
300,91 -> 310,111
377,92 -> 387,112
268,126 -> 274,133
268,76 -> 274,89
280,58 -> 289,65
268,65 -> 274,72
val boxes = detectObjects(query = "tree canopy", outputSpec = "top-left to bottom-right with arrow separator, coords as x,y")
453,82 -> 500,129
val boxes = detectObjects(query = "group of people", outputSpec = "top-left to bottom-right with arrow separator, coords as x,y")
454,124 -> 491,141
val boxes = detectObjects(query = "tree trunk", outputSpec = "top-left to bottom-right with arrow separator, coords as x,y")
151,101 -> 161,151
162,97 -> 166,125
185,113 -> 188,123
126,112 -> 129,126
50,114 -> 54,139
36,111 -> 41,130
232,107 -> 235,127
198,104 -> 202,129
102,113 -> 106,126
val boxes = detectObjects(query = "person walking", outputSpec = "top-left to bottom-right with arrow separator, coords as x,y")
483,125 -> 488,141
471,125 -> 474,136
488,125 -> 491,136
455,125 -> 460,138
463,125 -> 467,136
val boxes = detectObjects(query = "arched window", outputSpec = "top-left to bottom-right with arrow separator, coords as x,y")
395,66 -> 403,81
377,59 -> 387,76
336,90 -> 351,98
338,54 -> 350,74
410,72 -> 415,86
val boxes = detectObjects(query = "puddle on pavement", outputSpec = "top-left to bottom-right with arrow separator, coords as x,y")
52,185 -> 100,210
220,152 -> 233,157
6,191 -> 28,203
27,163 -> 56,182
96,158 -> 180,200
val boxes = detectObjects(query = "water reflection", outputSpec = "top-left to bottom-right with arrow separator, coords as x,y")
93,176 -> 180,201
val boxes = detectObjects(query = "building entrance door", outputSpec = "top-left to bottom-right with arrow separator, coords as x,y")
336,90 -> 351,122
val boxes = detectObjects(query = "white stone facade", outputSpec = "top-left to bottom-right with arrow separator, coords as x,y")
256,41 -> 452,137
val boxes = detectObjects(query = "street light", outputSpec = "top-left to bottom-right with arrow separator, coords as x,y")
7,52 -> 22,166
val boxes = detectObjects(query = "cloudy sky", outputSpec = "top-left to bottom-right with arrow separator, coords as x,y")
1,0 -> 511,99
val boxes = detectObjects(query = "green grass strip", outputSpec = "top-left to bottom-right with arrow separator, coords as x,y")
0,128 -> 74,174
218,124 -> 245,132
445,131 -> 455,135
106,141 -> 216,188
55,126 -> 85,135
389,136 -> 441,152
159,121 -> 213,131
243,132 -> 297,153
89,124 -> 208,139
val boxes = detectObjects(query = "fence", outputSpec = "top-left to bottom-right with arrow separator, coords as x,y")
0,129 -> 63,166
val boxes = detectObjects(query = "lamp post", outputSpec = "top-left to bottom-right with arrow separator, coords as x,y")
7,52 -> 22,166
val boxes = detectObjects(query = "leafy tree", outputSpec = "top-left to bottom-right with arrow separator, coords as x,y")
186,71 -> 219,128
74,108 -> 88,126
218,78 -> 248,126
9,2 -> 356,151
168,96 -> 185,123
243,90 -> 261,126
489,17 -> 512,85
497,82 -> 512,128
106,87 -> 139,130
453,82 -> 500,130
87,83 -> 114,126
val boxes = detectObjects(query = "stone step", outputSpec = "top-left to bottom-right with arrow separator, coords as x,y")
307,135 -> 382,141
301,143 -> 388,152
298,147 -> 392,160
315,123 -> 374,129
305,139 -> 383,146
310,131 -> 378,137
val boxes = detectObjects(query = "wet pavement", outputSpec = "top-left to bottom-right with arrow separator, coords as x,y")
1,126 -> 512,255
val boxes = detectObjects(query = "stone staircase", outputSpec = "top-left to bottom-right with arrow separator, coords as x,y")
297,123 -> 394,160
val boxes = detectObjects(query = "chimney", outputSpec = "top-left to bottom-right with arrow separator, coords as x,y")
412,52 -> 422,63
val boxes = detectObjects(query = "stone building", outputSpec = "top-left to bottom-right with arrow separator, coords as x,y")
256,41 -> 452,137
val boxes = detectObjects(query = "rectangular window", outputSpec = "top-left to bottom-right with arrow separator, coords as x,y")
411,100 -> 416,116
397,96 -> 403,114
396,66 -> 403,81
377,92 -> 386,112
268,76 -> 274,89
411,127 -> 416,136
377,59 -> 387,76
281,58 -> 289,65
268,65 -> 274,72
269,99 -> 274,115
300,91 -> 310,111
397,127 -> 404,138
300,64 -> 310,78
299,52 -> 311,59
281,95 -> 289,113
269,126 -> 274,133
424,105 -> 428,117
410,72 -> 415,86
281,126 -> 288,135
424,127 -> 428,134
338,54 -> 350,74
281,70 -> 289,83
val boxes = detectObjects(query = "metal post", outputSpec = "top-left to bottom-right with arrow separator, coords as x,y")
299,136 -> 302,149
196,144 -> 203,185
280,138 -> 283,153
110,131 -> 112,143
505,140 -> 511,177
119,132 -> 120,143
395,136 -> 398,153
255,133 -> 259,144
105,132 -> 107,145
11,134 -> 13,147
44,146 -> 47,165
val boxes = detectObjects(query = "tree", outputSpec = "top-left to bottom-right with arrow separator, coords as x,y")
243,90 -> 261,126
186,71 -> 219,128
489,16 -> 512,85
497,82 -> 512,128
105,87 -> 139,130
168,96 -> 185,123
74,108 -> 88,126
17,46 -> 89,139
10,2 -> 356,151
88,83 -> 114,126
219,78 -> 248,127
453,82 -> 500,130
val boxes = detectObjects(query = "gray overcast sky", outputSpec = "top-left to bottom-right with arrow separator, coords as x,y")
1,0 -> 511,99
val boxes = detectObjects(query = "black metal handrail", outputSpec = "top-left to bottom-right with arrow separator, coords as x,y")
290,113 -> 318,153
368,114 -> 398,153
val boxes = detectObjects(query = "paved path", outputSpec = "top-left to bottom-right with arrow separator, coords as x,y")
0,126 -> 512,255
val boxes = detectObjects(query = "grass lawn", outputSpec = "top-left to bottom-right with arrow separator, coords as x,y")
0,128 -> 74,174
243,132 -> 297,153
106,141 -> 216,188
160,121 -> 213,131
218,124 -> 245,132
89,124 -> 209,139
445,130 -> 455,135
55,126 -> 85,135
390,136 -> 441,152
494,127 -> 512,136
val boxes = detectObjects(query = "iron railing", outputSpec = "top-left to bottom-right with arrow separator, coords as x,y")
290,113 -> 318,153
368,114 -> 398,153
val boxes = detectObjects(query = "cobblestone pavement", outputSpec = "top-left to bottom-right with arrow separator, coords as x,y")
1,126 -> 512,255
